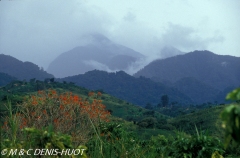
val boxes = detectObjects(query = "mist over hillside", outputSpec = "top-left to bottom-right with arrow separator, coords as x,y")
47,34 -> 146,78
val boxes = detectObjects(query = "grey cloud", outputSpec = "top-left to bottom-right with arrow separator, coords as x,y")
0,1 -> 113,69
83,60 -> 111,72
110,22 -> 225,68
123,12 -> 136,22
0,0 -> 233,76
160,23 -> 225,54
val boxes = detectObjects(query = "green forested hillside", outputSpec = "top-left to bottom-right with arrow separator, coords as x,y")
0,80 -> 229,138
60,70 -> 193,106
0,80 -> 168,132
168,105 -> 226,137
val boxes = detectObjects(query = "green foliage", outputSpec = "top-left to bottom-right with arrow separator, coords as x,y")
145,103 -> 154,110
226,88 -> 240,101
137,117 -> 157,128
22,126 -> 73,149
1,102 -> 87,157
170,127 -> 224,158
2,80 -> 240,157
169,105 -> 225,137
221,88 -> 240,148
161,95 -> 169,107
86,124 -> 225,158
1,127 -> 88,158
0,80 -> 168,129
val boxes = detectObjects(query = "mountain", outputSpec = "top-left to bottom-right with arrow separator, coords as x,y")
47,34 -> 145,78
172,77 -> 220,104
0,72 -> 16,87
134,50 -> 240,104
59,70 -> 192,106
0,54 -> 54,81
134,50 -> 240,90
160,46 -> 183,59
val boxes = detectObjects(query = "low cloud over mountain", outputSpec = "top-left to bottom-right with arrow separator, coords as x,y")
47,34 -> 145,78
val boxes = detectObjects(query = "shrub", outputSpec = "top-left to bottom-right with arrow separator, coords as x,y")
1,90 -> 110,145
170,127 -> 224,158
221,88 -> 240,148
1,126 -> 88,158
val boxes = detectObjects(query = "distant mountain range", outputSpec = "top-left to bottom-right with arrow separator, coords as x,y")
0,54 -> 54,81
59,70 -> 193,106
47,34 -> 145,78
1,48 -> 239,105
134,50 -> 240,103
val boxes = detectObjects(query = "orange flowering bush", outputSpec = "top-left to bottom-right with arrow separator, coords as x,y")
2,90 -> 111,145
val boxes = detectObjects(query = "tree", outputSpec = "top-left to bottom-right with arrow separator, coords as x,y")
145,103 -> 153,110
137,117 -> 157,128
1,90 -> 111,145
50,78 -> 55,83
29,78 -> 36,83
157,103 -> 162,108
161,95 -> 169,107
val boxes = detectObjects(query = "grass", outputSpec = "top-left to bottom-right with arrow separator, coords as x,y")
1,81 -> 240,157
0,95 -> 228,158
168,105 -> 227,138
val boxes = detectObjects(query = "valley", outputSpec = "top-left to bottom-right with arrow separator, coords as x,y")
1,50 -> 240,157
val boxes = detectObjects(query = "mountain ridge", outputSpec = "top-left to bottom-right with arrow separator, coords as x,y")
134,50 -> 240,91
59,70 -> 193,106
0,54 -> 54,81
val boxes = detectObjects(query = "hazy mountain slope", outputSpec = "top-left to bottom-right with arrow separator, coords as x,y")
0,54 -> 54,81
47,34 -> 144,78
59,70 -> 192,106
0,72 -> 16,86
134,50 -> 240,91
172,77 -> 221,104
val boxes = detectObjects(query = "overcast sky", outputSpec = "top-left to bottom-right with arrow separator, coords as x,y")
0,0 -> 239,69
